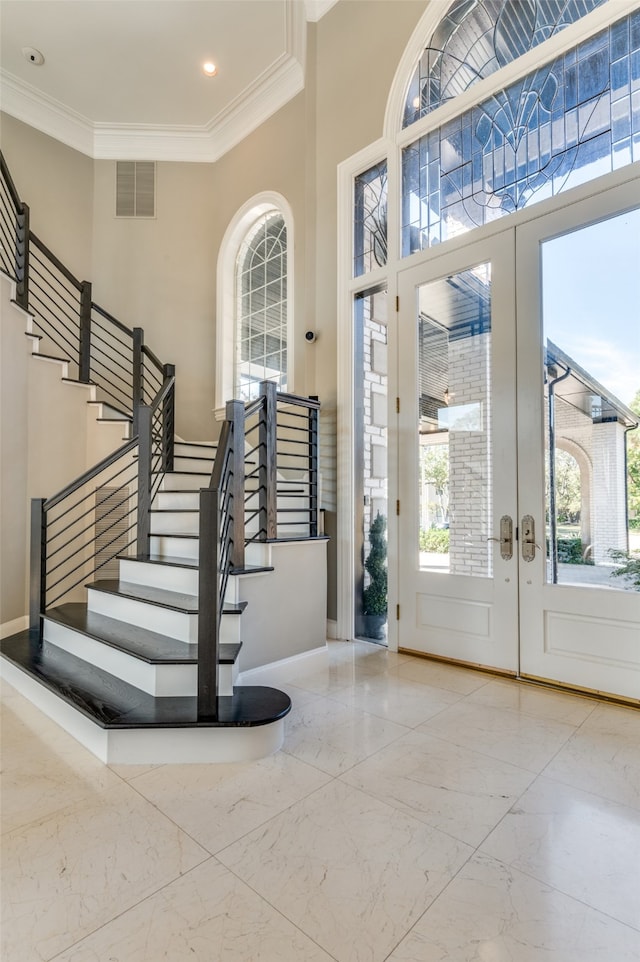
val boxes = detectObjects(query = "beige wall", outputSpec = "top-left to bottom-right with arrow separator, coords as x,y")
0,277 -> 124,626
0,113 -> 94,282
0,0 -> 429,623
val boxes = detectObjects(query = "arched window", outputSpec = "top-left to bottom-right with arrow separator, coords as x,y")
216,193 -> 293,413
235,211 -> 288,400
399,1 -> 640,254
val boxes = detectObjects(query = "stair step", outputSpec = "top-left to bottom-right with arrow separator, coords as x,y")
119,557 -> 199,594
46,603 -> 198,663
161,473 -> 212,492
86,579 -> 246,645
150,509 -> 199,535
43,604 -> 242,697
88,579 -> 199,613
0,631 -> 291,734
150,533 -> 199,561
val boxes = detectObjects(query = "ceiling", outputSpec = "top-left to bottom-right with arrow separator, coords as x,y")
0,0 -> 337,162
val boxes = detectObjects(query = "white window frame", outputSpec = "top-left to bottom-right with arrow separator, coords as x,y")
336,0 -> 640,645
216,191 -> 295,416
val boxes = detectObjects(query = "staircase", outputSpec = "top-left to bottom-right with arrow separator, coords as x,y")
0,152 -> 327,763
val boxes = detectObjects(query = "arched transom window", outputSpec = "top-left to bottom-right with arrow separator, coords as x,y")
400,0 -> 640,254
235,211 -> 288,401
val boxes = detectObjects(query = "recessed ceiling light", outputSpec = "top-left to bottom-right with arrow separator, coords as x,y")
22,46 -> 45,66
203,62 -> 217,77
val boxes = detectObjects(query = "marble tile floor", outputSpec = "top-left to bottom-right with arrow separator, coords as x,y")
1,640 -> 639,962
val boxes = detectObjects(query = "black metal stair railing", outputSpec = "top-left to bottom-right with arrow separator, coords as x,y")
198,381 -> 320,717
0,151 -> 167,427
29,370 -> 176,633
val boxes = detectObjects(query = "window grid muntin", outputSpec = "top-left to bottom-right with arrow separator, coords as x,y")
402,9 -> 640,255
354,162 -> 389,277
236,212 -> 288,400
403,0 -> 608,128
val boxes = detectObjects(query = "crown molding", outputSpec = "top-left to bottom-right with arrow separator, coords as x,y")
0,0 -> 307,162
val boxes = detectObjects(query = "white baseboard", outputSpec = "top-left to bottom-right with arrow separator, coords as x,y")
0,615 -> 29,640
326,619 -> 339,640
239,645 -> 328,686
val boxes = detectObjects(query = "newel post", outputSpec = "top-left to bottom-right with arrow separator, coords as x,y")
29,498 -> 46,637
132,328 -> 144,435
259,381 -> 278,540
309,397 -> 319,537
162,363 -> 175,472
227,399 -> 245,570
136,406 -> 152,559
198,487 -> 219,719
78,281 -> 92,383
16,202 -> 30,311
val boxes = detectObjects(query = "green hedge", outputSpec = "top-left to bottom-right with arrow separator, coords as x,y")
420,529 -> 449,553
547,537 -> 592,565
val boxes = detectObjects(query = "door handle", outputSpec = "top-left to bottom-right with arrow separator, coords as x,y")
487,515 -> 513,560
521,514 -> 542,562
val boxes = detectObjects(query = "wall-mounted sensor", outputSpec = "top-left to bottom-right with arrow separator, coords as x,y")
305,330 -> 317,343
22,47 -> 45,65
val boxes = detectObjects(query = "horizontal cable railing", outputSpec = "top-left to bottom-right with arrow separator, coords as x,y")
197,382 -> 320,717
0,153 -> 24,284
0,151 -> 173,427
30,371 -> 176,629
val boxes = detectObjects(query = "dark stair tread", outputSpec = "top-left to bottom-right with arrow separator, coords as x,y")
87,579 -> 199,612
229,564 -> 275,575
33,351 -> 72,364
45,603 -> 198,663
151,508 -> 199,514
122,553 -> 200,569
151,531 -> 199,539
86,579 -> 247,616
45,603 -> 242,665
0,631 -> 290,729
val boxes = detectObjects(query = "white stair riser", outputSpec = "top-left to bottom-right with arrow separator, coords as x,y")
150,535 -> 199,560
173,456 -> 214,473
119,559 -> 199,595
87,589 -> 196,643
245,542 -> 271,566
161,474 -> 209,492
150,511 -> 199,535
43,618 -> 197,696
174,444 -> 217,459
155,491 -> 200,510
220,615 -> 241,645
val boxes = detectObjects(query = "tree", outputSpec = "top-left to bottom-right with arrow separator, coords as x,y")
627,388 -> 640,527
420,445 -> 449,525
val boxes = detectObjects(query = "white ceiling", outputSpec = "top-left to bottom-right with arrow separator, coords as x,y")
0,0 -> 338,162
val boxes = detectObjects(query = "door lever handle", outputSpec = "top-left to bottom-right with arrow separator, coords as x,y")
521,514 -> 541,562
487,515 -> 513,560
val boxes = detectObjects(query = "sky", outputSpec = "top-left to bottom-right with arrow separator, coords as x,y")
542,207 -> 640,410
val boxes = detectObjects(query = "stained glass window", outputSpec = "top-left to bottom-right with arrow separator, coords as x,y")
354,162 -> 388,277
403,0 -> 607,127
402,11 -> 640,255
236,212 -> 287,400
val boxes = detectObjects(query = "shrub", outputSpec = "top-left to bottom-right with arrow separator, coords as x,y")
419,528 -> 450,553
363,513 -> 387,616
609,549 -> 640,588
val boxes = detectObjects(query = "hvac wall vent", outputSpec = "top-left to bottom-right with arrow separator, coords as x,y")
116,161 -> 156,218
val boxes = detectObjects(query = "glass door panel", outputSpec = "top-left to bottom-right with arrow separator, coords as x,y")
417,264 -> 493,578
354,286 -> 389,644
517,182 -> 640,701
542,209 -> 640,591
397,232 -> 518,671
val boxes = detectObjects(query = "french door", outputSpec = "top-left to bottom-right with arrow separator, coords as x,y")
397,178 -> 640,701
